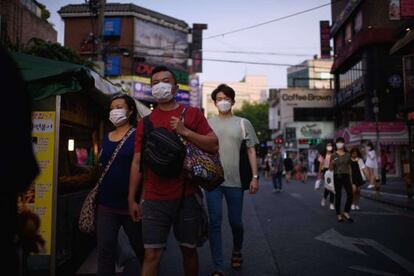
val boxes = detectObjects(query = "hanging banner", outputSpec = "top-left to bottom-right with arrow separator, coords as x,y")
18,111 -> 56,255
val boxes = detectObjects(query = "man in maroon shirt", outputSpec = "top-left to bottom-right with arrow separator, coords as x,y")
128,66 -> 218,276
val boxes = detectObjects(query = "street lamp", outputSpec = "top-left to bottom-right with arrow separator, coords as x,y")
372,90 -> 381,193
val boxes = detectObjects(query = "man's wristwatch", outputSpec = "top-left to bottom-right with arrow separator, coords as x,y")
253,174 -> 259,180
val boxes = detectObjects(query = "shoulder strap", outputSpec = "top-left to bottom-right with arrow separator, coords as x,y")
97,127 -> 135,188
240,118 -> 246,139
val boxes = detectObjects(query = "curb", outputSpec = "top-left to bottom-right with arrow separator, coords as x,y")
360,191 -> 414,211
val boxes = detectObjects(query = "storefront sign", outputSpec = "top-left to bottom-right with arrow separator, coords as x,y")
285,122 -> 334,139
401,0 -> 414,17
320,21 -> 331,59
103,17 -> 121,37
135,63 -> 188,84
281,93 -> 333,102
189,74 -> 201,108
336,81 -> 363,105
134,19 -> 188,71
18,112 -> 56,255
105,56 -> 121,76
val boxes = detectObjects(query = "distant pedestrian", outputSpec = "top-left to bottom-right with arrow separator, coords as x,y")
350,147 -> 368,211
380,149 -> 389,185
96,94 -> 144,276
271,147 -> 284,193
264,152 -> 272,179
300,156 -> 308,183
318,142 -> 335,210
128,66 -> 218,276
207,83 -> 259,276
365,142 -> 378,189
331,137 -> 353,223
284,153 -> 294,183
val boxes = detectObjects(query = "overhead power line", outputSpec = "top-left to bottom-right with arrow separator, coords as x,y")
202,50 -> 314,57
204,0 -> 340,40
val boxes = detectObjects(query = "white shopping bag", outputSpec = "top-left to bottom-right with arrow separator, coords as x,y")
324,170 -> 335,194
314,179 -> 321,190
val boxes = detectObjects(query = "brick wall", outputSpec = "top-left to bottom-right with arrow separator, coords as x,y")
0,0 -> 57,46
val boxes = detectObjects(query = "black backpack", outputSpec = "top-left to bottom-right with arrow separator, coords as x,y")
141,110 -> 186,178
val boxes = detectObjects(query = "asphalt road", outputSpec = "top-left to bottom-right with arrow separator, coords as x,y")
159,177 -> 414,276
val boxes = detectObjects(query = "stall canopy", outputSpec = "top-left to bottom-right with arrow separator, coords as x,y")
335,122 -> 408,146
12,52 -> 121,100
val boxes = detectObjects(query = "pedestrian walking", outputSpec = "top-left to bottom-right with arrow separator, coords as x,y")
365,142 -> 378,189
206,83 -> 259,276
300,155 -> 308,183
271,147 -> 284,193
96,94 -> 144,276
318,142 -> 335,210
128,66 -> 218,276
264,152 -> 272,179
350,147 -> 368,211
380,149 -> 389,186
283,153 -> 294,183
330,137 -> 353,223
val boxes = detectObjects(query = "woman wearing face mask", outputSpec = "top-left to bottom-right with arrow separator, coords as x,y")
96,94 -> 144,275
350,147 -> 368,211
318,142 -> 335,210
364,142 -> 378,189
330,137 -> 354,222
207,84 -> 259,276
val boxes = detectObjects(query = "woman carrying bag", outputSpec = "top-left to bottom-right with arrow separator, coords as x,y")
96,94 -> 144,275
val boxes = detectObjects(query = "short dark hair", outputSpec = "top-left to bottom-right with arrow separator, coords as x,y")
350,147 -> 362,158
211,84 -> 235,102
109,94 -> 138,126
150,65 -> 177,85
335,137 -> 345,143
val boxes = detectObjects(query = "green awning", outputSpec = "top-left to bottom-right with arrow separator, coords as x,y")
11,52 -> 92,101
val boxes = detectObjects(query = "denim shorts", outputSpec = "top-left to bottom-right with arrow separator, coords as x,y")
141,194 -> 201,249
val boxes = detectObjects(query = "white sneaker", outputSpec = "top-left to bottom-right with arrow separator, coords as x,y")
355,205 -> 360,210
321,198 -> 326,207
329,204 -> 335,210
367,184 -> 375,189
351,204 -> 356,210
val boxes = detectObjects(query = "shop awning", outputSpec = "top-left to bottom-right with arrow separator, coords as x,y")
12,52 -> 125,101
335,122 -> 408,146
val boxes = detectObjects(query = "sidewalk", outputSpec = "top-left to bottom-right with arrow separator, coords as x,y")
360,178 -> 414,211
76,193 -> 280,275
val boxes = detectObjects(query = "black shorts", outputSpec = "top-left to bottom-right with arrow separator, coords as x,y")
141,194 -> 201,249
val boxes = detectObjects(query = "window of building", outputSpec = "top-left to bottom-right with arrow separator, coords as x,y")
339,60 -> 364,90
354,10 -> 363,33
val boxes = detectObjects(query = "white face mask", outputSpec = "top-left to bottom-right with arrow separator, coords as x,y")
109,108 -> 128,127
326,146 -> 333,152
216,100 -> 232,113
336,142 -> 344,149
152,82 -> 174,103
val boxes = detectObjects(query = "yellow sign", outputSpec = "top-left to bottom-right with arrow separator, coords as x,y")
19,112 -> 56,255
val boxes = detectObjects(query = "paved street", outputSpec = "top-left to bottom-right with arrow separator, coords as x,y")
78,177 -> 414,276
161,177 -> 414,276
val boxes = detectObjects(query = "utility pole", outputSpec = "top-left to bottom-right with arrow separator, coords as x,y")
97,0 -> 105,62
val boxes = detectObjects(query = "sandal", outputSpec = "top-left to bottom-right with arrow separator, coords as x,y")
231,251 -> 243,269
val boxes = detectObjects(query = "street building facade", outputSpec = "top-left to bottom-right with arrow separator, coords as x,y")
330,0 -> 412,178
269,87 -> 335,172
59,3 -> 204,108
0,0 -> 57,46
202,75 -> 268,118
287,57 -> 334,89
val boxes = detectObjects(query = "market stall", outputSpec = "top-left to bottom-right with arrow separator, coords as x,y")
13,53 -> 149,275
